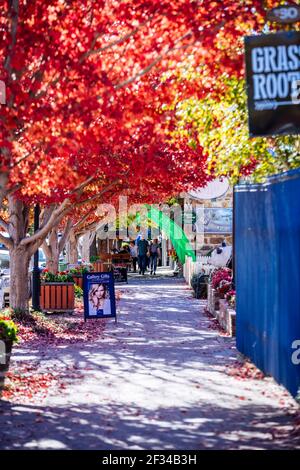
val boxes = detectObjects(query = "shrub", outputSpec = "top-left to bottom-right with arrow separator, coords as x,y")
69,265 -> 92,275
191,272 -> 208,299
225,289 -> 236,309
0,311 -> 18,343
74,285 -> 83,299
41,270 -> 74,283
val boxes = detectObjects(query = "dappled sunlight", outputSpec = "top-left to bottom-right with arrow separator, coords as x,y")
1,274 -> 298,449
0,400 -> 298,450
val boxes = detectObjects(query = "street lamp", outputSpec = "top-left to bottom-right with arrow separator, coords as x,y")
32,204 -> 41,311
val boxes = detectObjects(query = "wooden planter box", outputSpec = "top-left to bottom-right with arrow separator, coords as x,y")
40,282 -> 74,313
228,307 -> 236,336
93,261 -> 104,272
72,274 -> 83,289
207,284 -> 220,317
93,261 -> 112,272
217,299 -> 236,336
0,339 -> 13,396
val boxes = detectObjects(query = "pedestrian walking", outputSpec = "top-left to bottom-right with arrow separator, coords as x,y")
137,235 -> 149,275
149,238 -> 161,275
129,240 -> 138,272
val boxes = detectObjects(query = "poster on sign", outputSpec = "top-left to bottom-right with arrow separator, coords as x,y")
83,272 -> 116,320
245,31 -> 300,136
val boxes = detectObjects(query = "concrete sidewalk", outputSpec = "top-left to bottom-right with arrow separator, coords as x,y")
0,270 -> 299,449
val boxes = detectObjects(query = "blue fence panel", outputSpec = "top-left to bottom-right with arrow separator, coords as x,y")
235,168 -> 300,398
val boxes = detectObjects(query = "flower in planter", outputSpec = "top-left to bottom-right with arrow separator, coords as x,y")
69,265 -> 92,276
41,270 -> 74,283
225,289 -> 236,309
0,316 -> 18,343
216,279 -> 232,297
211,267 -> 232,290
0,307 -> 13,320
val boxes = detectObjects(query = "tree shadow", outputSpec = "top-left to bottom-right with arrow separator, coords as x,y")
0,400 -> 299,450
1,276 -> 299,450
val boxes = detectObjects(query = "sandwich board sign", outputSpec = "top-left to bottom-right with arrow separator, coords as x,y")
245,31 -> 300,137
83,272 -> 117,321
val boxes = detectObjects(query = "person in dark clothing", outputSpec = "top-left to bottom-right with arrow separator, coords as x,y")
129,241 -> 138,272
137,236 -> 149,275
149,238 -> 161,275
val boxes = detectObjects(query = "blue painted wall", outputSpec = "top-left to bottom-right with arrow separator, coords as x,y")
235,168 -> 300,398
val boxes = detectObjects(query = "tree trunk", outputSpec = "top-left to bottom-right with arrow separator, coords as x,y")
89,234 -> 97,259
81,231 -> 96,262
44,228 -> 60,273
81,232 -> 91,262
47,257 -> 59,274
66,230 -> 78,264
9,246 -> 30,312
7,197 -> 31,313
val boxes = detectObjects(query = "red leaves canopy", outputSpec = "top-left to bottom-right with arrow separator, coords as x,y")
0,1 -> 266,205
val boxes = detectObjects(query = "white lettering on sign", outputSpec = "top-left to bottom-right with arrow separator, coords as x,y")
251,44 -> 300,110
291,79 -> 300,104
87,273 -> 109,280
267,6 -> 300,24
252,46 -> 300,73
273,6 -> 299,22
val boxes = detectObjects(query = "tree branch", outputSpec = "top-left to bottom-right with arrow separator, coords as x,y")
75,220 -> 99,238
80,16 -> 154,63
114,31 -> 193,90
58,218 -> 73,253
20,199 -> 69,247
0,217 -> 9,232
4,0 -> 19,74
114,21 -> 225,90
0,233 -> 13,250
41,240 -> 51,259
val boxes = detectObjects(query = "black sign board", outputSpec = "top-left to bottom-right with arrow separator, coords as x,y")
113,266 -> 128,283
267,5 -> 300,24
245,31 -> 300,137
83,272 -> 116,320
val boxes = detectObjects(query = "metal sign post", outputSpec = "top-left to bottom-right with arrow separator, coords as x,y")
32,204 -> 41,311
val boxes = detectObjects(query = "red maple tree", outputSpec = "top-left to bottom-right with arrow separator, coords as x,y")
0,1 -> 266,310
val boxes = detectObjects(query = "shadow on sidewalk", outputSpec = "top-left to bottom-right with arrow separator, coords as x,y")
0,399 -> 299,450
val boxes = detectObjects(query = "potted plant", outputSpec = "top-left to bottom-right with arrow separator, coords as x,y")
69,265 -> 92,289
90,255 -> 105,272
191,272 -> 209,299
209,267 -> 233,311
0,309 -> 18,394
223,289 -> 237,336
40,270 -> 75,313
216,279 -> 232,298
225,289 -> 236,310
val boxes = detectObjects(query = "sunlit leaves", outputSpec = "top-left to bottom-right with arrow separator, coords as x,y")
172,77 -> 300,184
